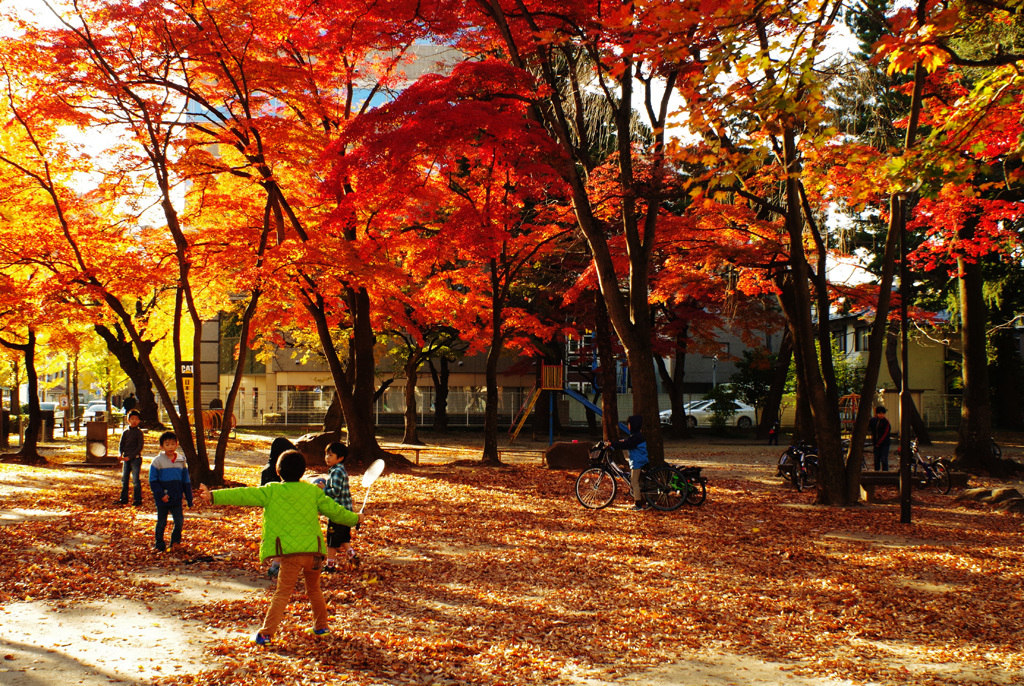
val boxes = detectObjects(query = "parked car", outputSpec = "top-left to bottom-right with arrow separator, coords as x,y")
662,399 -> 755,429
37,401 -> 64,420
688,399 -> 755,429
659,400 -> 706,426
83,402 -> 109,421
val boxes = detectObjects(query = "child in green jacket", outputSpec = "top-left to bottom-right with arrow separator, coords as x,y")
199,449 -> 361,644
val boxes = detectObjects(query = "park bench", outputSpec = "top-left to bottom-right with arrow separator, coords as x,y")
860,469 -> 969,503
385,444 -> 428,464
859,471 -> 900,503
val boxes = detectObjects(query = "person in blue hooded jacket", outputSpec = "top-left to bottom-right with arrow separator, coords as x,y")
609,415 -> 649,511
148,431 -> 193,552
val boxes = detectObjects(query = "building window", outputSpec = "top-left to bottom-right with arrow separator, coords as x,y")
833,330 -> 847,353
854,327 -> 870,352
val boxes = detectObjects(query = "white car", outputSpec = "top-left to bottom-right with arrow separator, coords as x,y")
662,399 -> 756,429
83,402 -> 109,421
38,401 -> 64,420
659,400 -> 705,426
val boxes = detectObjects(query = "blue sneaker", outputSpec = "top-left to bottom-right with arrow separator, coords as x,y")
304,627 -> 329,636
254,633 -> 272,645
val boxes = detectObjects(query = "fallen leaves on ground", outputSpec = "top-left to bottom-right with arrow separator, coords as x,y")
0,455 -> 1021,686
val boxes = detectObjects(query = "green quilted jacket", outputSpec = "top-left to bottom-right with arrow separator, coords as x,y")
211,481 -> 359,561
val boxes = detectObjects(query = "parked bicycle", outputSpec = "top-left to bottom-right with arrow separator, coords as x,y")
776,442 -> 818,492
664,464 -> 708,506
575,443 -> 705,510
895,438 -> 952,494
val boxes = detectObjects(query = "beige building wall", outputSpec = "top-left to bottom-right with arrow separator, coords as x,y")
778,331 -> 953,431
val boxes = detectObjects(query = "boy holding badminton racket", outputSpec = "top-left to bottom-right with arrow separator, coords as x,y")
322,442 -> 358,572
198,449 -> 361,645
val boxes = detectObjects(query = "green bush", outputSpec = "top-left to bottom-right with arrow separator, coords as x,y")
705,385 -> 740,431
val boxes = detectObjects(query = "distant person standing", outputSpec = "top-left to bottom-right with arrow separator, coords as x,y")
767,419 -> 781,446
868,406 -> 892,471
121,392 -> 137,413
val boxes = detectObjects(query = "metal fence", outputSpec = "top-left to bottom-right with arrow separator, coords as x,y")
251,387 -> 646,428
172,388 -> 967,430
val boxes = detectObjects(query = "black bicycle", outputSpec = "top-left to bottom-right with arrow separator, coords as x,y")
895,438 -> 952,494
666,465 -> 708,506
777,442 -> 818,492
575,443 -> 699,511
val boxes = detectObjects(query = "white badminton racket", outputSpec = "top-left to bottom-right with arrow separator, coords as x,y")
359,459 -> 385,515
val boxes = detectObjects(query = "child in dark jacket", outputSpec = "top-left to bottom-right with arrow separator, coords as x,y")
261,437 -> 296,578
149,431 -> 193,552
262,436 -> 295,485
117,410 -> 145,506
609,415 -> 649,511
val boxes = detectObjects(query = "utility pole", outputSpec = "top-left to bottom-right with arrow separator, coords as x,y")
898,192 -> 912,524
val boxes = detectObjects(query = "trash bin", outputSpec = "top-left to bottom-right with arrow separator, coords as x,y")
41,409 -> 55,441
85,421 -> 111,463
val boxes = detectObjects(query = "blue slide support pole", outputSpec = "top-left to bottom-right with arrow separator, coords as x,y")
549,392 -> 554,446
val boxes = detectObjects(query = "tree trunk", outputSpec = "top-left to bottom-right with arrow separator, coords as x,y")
429,357 -> 450,431
594,295 -> 621,441
481,3 -> 671,464
305,290 -> 410,472
401,352 -> 424,445
620,338 -> 664,465
72,354 -> 80,434
209,292 -> 262,485
847,62 -> 926,502
884,324 -> 931,444
482,333 -> 503,465
655,318 -> 689,439
94,323 -> 161,430
954,250 -> 995,470
990,306 -> 1023,430
780,124 -> 845,504
758,328 -> 793,439
0,330 -> 43,462
482,257 -> 505,465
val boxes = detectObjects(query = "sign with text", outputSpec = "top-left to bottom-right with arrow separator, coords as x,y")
180,361 -> 194,414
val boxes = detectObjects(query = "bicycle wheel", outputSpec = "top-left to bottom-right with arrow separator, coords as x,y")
931,461 -> 951,495
778,450 -> 793,480
575,467 -> 616,509
642,466 -> 685,511
805,461 -> 819,487
684,476 -> 707,506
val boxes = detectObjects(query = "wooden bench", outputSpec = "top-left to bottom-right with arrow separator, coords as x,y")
497,449 -> 547,464
860,471 -> 900,503
385,444 -> 427,464
385,444 -> 546,465
860,469 -> 970,503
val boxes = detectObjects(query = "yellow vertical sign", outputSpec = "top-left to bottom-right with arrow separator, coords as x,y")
180,362 -> 194,415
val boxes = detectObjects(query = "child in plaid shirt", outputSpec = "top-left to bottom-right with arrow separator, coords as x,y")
322,442 -> 359,572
